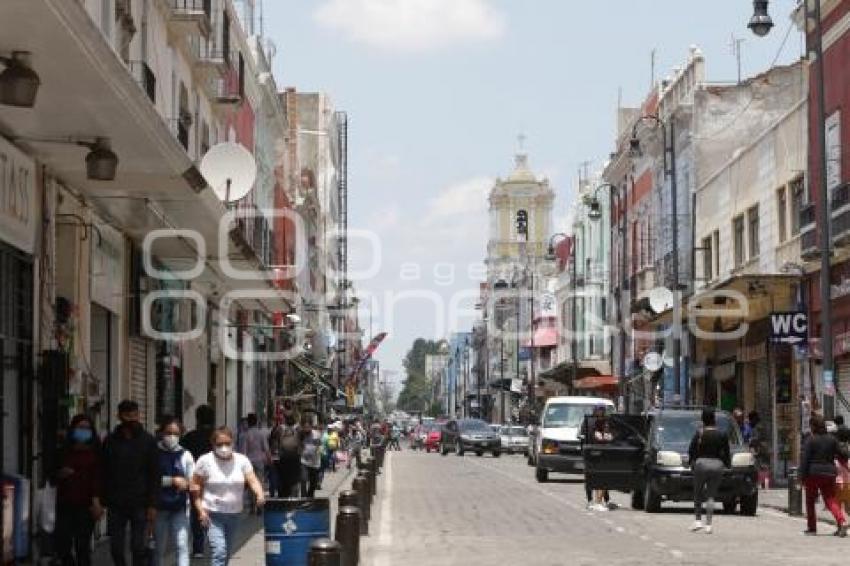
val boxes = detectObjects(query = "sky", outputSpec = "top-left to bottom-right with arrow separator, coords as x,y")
263,0 -> 804,385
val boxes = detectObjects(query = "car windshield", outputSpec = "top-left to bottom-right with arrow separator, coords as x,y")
460,420 -> 490,432
543,404 -> 599,428
656,413 -> 743,447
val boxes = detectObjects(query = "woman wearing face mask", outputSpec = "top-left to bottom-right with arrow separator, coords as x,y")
191,427 -> 265,566
55,414 -> 104,566
154,417 -> 195,566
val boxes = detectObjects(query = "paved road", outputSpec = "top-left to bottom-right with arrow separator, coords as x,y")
363,449 -> 849,566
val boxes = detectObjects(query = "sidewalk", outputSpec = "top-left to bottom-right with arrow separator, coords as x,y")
759,487 -> 839,526
230,464 -> 357,563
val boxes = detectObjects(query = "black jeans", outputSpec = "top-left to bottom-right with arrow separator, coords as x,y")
301,465 -> 321,498
278,455 -> 302,498
55,503 -> 95,566
107,506 -> 147,566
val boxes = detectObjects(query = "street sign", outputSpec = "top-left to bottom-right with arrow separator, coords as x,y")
518,347 -> 531,361
769,312 -> 808,344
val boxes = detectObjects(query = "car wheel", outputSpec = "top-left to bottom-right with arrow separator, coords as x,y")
643,478 -> 661,513
631,488 -> 645,510
476,451 -> 484,457
740,492 -> 758,516
492,450 -> 501,458
456,441 -> 465,456
535,466 -> 548,483
722,498 -> 738,515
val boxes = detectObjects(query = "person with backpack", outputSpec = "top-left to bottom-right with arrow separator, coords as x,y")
325,424 -> 340,473
300,419 -> 323,498
153,417 -> 194,566
270,415 -> 301,497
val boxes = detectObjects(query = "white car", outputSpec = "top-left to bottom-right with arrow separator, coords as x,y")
499,425 -> 530,454
534,396 -> 615,483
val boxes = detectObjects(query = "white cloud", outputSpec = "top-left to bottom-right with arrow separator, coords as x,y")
313,0 -> 506,53
423,176 -> 492,224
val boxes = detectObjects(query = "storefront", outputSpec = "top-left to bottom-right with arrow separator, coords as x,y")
0,136 -> 38,479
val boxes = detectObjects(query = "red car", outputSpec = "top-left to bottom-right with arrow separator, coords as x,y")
424,423 -> 443,452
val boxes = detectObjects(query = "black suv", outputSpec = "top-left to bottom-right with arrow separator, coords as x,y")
440,418 -> 502,457
582,408 -> 758,515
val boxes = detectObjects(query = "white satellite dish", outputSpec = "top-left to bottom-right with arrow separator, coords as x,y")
643,351 -> 663,372
200,142 -> 257,203
647,286 -> 675,314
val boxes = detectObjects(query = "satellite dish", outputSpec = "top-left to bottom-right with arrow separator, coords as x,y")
200,142 -> 257,203
643,351 -> 663,372
647,286 -> 675,314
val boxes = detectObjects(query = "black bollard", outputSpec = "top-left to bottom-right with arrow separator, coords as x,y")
309,538 -> 342,566
364,466 -> 376,502
352,475 -> 370,533
339,489 -> 359,510
335,505 -> 361,566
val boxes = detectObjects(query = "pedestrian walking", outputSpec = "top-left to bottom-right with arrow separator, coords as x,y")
191,427 -> 265,566
180,404 -> 215,559
102,400 -> 159,566
267,417 -> 283,498
592,417 -> 613,511
688,408 -> 731,534
347,422 -> 364,470
271,415 -> 301,498
300,419 -> 323,498
388,425 -> 402,451
582,406 -> 610,510
326,424 -> 340,472
801,414 -> 849,536
54,414 -> 104,566
153,417 -> 194,566
242,413 -> 271,511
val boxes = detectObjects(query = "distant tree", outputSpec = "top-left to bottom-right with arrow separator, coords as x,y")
397,338 -> 441,414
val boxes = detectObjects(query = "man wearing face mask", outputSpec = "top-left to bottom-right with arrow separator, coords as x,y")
102,400 -> 160,566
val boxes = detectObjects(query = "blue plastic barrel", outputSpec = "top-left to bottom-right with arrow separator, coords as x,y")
264,498 -> 330,566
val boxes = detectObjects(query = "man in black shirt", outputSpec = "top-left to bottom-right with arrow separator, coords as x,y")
102,400 -> 159,566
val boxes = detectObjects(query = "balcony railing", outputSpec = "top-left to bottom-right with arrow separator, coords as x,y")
129,60 -> 156,103
800,202 -> 816,228
801,227 -> 819,261
168,0 -> 212,36
232,204 -> 273,267
834,208 -> 850,247
213,72 -> 242,107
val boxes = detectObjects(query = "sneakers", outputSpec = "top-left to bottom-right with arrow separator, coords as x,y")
690,521 -> 704,532
802,529 -> 817,536
607,502 -> 619,510
594,503 -> 609,512
704,525 -> 713,535
835,525 -> 848,538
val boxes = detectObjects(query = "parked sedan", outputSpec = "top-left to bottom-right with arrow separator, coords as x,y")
499,425 -> 530,455
440,418 -> 502,457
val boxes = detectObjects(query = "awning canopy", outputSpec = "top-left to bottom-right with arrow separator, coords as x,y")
525,327 -> 558,348
538,361 -> 605,385
573,375 -> 618,390
291,355 -> 336,394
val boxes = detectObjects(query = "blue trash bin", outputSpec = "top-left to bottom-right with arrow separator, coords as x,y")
264,498 -> 330,566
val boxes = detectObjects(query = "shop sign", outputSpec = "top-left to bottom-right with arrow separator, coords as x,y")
769,312 -> 808,345
91,224 -> 124,313
0,136 -> 37,253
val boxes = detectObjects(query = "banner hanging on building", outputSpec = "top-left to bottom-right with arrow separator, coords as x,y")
347,331 -> 387,385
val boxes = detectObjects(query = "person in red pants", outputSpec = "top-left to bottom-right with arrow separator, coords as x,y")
801,414 -> 849,536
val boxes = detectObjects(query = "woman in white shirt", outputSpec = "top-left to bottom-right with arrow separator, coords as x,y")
191,427 -> 265,566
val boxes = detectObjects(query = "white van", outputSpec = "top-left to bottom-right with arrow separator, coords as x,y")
533,396 -> 615,483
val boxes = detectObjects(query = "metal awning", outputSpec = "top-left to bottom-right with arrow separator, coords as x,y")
538,361 -> 606,385
291,355 -> 336,394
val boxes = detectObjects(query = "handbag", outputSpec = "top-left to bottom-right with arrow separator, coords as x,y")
36,482 -> 57,534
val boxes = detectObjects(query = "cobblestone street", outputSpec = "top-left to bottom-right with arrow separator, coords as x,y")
361,450 -> 850,566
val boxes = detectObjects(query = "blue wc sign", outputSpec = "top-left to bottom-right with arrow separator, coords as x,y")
769,312 -> 808,344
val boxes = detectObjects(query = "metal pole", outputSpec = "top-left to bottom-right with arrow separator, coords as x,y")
572,235 -> 579,393
501,332 -> 506,424
529,268 -> 535,420
669,117 -> 682,403
813,0 -> 834,417
464,339 -> 469,418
